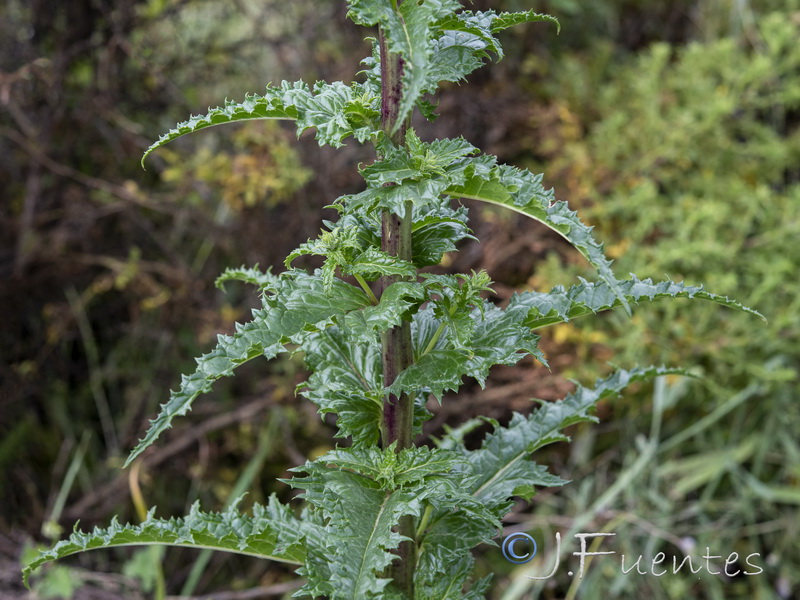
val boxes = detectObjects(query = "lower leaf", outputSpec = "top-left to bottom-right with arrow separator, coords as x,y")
23,496 -> 305,588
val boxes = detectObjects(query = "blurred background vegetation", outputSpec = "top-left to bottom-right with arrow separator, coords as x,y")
1,0 -> 798,598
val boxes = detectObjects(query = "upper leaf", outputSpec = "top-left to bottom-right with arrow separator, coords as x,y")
348,3 -> 557,126
142,80 -> 379,165
215,264 -> 277,292
23,496 -> 305,587
421,10 -> 559,102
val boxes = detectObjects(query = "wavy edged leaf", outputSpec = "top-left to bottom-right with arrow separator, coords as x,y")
23,496 -> 305,588
142,80 -> 379,166
390,297 -> 546,401
520,275 -> 765,329
125,273 -> 370,466
288,467 -> 423,599
215,264 -> 277,292
468,366 -> 688,503
446,162 -> 631,313
423,11 -> 559,99
141,82 -> 304,166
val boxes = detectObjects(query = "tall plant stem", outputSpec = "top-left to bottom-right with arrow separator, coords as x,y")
378,17 -> 417,599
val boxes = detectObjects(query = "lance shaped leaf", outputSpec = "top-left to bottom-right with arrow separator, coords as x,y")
125,273 -> 370,466
142,80 -> 379,165
23,496 -> 305,587
214,264 -> 276,292
518,275 -> 765,329
445,161 -> 632,314
468,366 -> 687,503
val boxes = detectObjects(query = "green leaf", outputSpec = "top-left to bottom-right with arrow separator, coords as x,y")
349,0 -> 461,131
445,162 -> 632,313
22,496 -> 305,588
291,444 -> 499,598
141,81 -> 303,166
422,10 -> 559,97
125,273 -> 370,466
390,295 -> 546,400
288,467 -> 424,599
142,80 -> 379,166
468,366 -> 687,503
342,281 -> 425,342
316,445 -> 467,490
214,265 -> 276,292
410,201 -> 473,267
415,554 -> 492,600
519,275 -> 766,329
299,327 -> 384,446
490,10 -> 560,34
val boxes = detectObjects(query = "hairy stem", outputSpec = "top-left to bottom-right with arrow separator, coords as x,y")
378,15 -> 416,599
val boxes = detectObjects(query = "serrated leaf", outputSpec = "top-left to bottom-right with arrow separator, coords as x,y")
23,496 -> 305,587
342,281 -> 425,341
288,467 -> 423,599
519,275 -> 766,328
142,80 -> 379,165
445,161 -> 631,314
422,10 -> 559,97
415,553 -> 492,600
490,10 -> 560,34
469,366 -> 687,503
299,327 -> 384,446
348,246 -> 418,280
142,82 -> 304,166
411,201 -> 473,267
390,296 -> 546,400
215,265 -> 276,292
390,348 -> 469,400
125,273 -> 370,466
317,445 -> 467,490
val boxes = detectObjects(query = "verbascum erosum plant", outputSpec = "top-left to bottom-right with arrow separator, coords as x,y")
23,2 -> 763,598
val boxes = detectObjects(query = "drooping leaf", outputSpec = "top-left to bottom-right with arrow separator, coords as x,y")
125,273 -> 370,466
215,265 -> 276,292
23,496 -> 305,587
142,80 -> 379,166
445,162 -> 631,314
519,275 -> 766,329
468,366 -> 688,503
